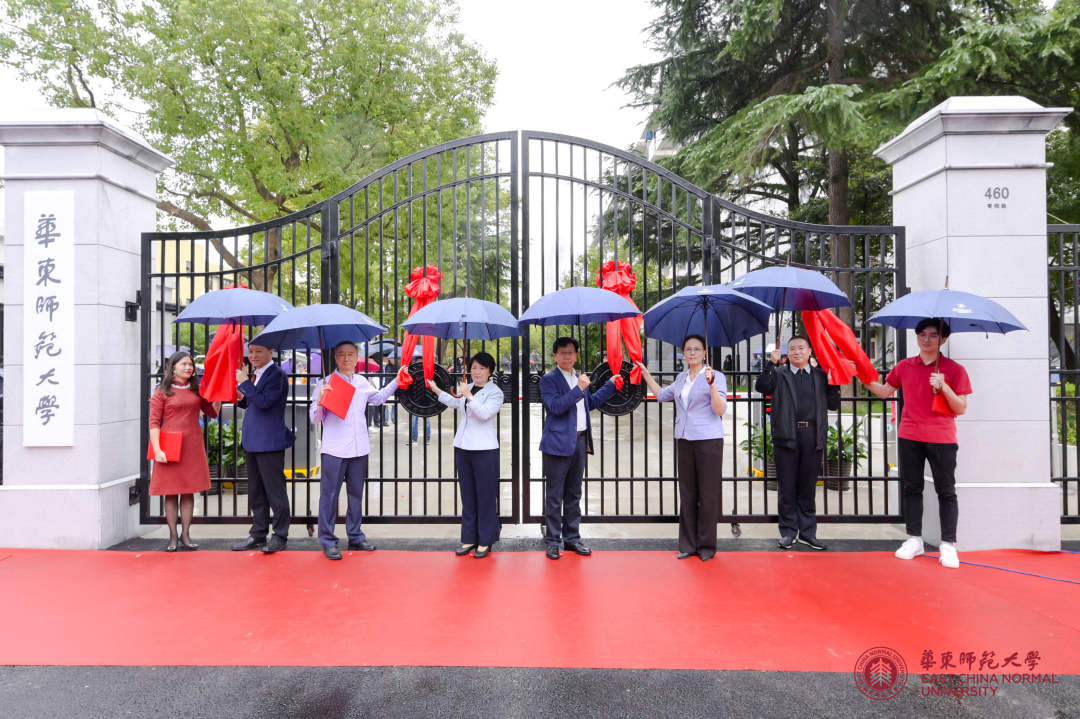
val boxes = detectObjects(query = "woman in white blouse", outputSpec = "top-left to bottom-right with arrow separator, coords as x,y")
426,351 -> 504,558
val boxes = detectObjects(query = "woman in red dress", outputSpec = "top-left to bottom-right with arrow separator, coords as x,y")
149,351 -> 221,551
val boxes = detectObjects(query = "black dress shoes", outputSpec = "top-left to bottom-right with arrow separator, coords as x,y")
777,535 -> 796,550
564,542 -> 592,556
455,544 -> 477,556
676,551 -> 695,559
232,536 -> 266,551
698,552 -> 715,561
324,546 -> 342,560
473,546 -> 491,559
797,535 -> 827,551
262,536 -> 287,554
545,546 -> 560,560
348,541 -> 377,551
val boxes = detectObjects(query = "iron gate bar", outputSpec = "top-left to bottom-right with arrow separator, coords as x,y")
140,130 -> 906,526
1048,223 -> 1080,522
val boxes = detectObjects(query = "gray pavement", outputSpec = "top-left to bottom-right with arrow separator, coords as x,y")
1,666 -> 1076,719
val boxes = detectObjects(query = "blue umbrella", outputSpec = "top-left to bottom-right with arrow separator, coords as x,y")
362,338 -> 400,358
175,287 -> 294,326
250,304 -> 387,352
729,266 -> 850,311
868,289 -> 1027,334
518,287 -> 639,327
643,285 -> 772,349
401,298 -> 519,340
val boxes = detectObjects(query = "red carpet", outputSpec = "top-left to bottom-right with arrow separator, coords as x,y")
0,548 -> 1077,671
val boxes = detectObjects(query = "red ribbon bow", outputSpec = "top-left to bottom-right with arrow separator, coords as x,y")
595,261 -> 643,390
801,309 -> 878,386
199,283 -> 248,403
397,266 -> 443,389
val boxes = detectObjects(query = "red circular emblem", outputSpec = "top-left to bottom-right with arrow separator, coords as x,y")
853,646 -> 908,700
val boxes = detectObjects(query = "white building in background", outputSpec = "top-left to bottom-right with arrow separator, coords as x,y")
632,128 -> 678,163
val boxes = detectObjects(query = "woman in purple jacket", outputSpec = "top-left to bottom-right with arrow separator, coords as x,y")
637,334 -> 727,561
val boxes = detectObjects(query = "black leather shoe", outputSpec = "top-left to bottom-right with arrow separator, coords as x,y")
565,542 -> 592,556
324,546 -> 342,560
473,546 -> 491,559
676,551 -> 694,559
262,536 -> 287,554
347,541 -> 376,551
232,536 -> 266,551
545,546 -> 560,560
777,535 -> 796,550
797,535 -> 827,551
455,544 -> 477,556
698,552 -> 715,561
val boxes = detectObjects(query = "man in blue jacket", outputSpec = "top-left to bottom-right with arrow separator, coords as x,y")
539,337 -> 617,560
231,342 -> 295,554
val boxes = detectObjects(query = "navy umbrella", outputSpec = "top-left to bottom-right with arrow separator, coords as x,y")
402,298 -> 519,340
868,289 -> 1027,334
518,287 -> 639,327
643,285 -> 772,349
362,338 -> 400,359
250,304 -> 387,353
175,287 -> 294,326
729,266 -> 850,311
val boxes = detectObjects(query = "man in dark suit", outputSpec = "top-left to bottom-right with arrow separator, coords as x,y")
231,341 -> 295,553
755,335 -> 840,551
539,336 -> 618,560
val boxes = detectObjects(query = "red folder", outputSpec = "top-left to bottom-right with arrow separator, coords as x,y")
318,373 -> 356,419
147,430 -> 183,462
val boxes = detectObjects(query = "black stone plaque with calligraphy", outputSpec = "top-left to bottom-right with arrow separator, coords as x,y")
395,359 -> 451,417
591,361 -> 644,416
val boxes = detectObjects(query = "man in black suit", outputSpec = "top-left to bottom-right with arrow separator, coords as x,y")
539,337 -> 617,560
754,335 -> 840,551
231,342 -> 295,554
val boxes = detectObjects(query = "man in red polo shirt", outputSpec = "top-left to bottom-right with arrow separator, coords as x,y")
862,318 -> 972,569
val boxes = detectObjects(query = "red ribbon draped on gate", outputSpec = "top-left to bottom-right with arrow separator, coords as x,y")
595,260 -> 643,390
801,309 -> 878,386
396,265 -> 443,389
199,284 -> 248,402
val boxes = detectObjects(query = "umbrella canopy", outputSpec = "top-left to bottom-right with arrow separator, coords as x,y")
642,285 -> 772,348
868,289 -> 1027,334
250,304 -> 387,352
518,287 -> 639,327
401,298 -> 519,340
175,287 -> 294,326
729,266 -> 850,311
362,338 -> 400,358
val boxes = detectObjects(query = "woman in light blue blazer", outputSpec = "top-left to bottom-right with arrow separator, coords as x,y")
426,351 -> 504,558
637,334 -> 727,561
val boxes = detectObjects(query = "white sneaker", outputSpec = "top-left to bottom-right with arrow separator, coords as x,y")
939,542 -> 960,569
894,536 -> 924,560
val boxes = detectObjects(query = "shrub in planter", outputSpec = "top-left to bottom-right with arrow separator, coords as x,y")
739,421 -> 777,488
822,421 -> 868,491
206,419 -> 247,493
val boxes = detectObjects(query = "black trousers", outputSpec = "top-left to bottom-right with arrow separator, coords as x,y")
773,427 -> 821,539
245,449 -> 290,541
456,447 -> 500,546
542,434 -> 587,546
898,438 -> 959,543
676,438 -> 723,556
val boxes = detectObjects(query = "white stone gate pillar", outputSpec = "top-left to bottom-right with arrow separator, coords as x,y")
874,96 -> 1071,551
0,109 -> 171,548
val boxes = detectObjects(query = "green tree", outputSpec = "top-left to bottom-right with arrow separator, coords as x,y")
1,0 -> 497,286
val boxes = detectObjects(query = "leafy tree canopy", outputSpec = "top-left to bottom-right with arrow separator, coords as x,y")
0,0 -> 497,236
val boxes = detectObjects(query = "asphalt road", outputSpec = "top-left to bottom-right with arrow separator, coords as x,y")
1,666 -> 1077,719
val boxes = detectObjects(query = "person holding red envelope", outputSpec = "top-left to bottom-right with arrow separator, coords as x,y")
309,341 -> 399,560
148,350 -> 221,552
861,318 -> 972,569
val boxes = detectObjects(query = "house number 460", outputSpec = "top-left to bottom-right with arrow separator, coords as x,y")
984,186 -> 1010,200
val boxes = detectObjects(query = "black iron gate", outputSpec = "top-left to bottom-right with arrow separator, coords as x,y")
141,131 -> 906,526
1048,223 -> 1080,523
